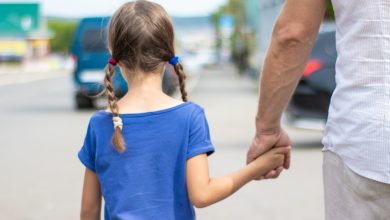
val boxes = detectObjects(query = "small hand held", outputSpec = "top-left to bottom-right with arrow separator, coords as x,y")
250,146 -> 290,180
247,128 -> 292,180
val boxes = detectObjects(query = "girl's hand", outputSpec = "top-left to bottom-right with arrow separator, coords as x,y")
251,146 -> 290,180
247,128 -> 292,180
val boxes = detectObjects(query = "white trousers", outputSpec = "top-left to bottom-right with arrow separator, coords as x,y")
323,151 -> 390,220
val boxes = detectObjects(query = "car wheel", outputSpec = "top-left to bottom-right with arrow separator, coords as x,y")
75,93 -> 94,109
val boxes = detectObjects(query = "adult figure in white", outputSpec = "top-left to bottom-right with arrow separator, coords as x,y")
246,0 -> 390,219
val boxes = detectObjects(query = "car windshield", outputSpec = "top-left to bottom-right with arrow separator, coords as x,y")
82,29 -> 107,53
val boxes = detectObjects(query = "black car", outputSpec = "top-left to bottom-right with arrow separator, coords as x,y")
285,31 -> 336,130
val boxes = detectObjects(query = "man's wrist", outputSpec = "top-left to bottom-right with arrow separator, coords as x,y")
255,116 -> 281,135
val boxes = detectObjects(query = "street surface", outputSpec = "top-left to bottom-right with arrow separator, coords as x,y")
0,66 -> 324,220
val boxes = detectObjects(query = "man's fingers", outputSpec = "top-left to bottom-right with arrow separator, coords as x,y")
274,145 -> 291,169
276,166 -> 283,174
271,167 -> 283,179
265,167 -> 283,179
264,170 -> 277,179
255,166 -> 284,180
246,146 -> 264,164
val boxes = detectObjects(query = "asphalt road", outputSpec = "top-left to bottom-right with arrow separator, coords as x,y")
0,66 -> 324,220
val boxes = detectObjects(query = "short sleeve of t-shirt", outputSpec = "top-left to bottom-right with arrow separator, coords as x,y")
78,120 -> 96,172
187,108 -> 215,159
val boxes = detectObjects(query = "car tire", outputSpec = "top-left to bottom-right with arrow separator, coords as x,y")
75,93 -> 94,109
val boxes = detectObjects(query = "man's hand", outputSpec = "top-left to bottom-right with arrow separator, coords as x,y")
247,128 -> 291,179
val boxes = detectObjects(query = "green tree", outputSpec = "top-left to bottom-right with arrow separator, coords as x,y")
325,0 -> 335,20
211,0 -> 248,58
47,20 -> 77,54
211,7 -> 224,53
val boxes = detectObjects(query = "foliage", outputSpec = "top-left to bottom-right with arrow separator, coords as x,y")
211,5 -> 227,53
325,0 -> 335,20
211,0 -> 248,57
47,20 -> 77,54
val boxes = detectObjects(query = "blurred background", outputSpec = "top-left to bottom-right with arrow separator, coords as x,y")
0,0 -> 336,219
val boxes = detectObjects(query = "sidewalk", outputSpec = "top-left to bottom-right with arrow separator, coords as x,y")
0,55 -> 73,74
0,56 -> 72,86
0,70 -> 69,87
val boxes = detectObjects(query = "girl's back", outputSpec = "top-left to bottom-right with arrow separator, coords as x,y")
78,1 -> 289,219
79,102 -> 214,219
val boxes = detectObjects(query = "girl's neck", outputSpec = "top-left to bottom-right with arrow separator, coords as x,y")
115,70 -> 181,113
127,76 -> 163,96
124,68 -> 164,95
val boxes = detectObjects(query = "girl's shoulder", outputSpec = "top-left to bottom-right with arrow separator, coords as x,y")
87,101 -> 206,124
184,101 -> 205,114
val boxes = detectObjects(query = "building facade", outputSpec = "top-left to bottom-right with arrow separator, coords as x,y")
0,3 -> 52,62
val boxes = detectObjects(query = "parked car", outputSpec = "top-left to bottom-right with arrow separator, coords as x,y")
71,17 -> 177,109
285,30 -> 337,130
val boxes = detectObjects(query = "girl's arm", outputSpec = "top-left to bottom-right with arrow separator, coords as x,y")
80,168 -> 102,220
186,146 -> 289,208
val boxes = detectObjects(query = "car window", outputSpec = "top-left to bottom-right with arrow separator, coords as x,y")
82,29 -> 107,53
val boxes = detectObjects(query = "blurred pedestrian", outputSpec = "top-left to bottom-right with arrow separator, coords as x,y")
233,39 -> 249,75
247,0 -> 390,219
77,1 -> 289,219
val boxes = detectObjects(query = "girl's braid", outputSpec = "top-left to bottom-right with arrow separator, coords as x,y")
104,63 -> 125,152
173,63 -> 188,102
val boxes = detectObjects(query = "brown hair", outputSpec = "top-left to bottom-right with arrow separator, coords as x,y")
104,0 -> 187,152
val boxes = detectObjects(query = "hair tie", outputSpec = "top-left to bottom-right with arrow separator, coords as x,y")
109,57 -> 118,66
113,116 -> 123,130
168,56 -> 179,66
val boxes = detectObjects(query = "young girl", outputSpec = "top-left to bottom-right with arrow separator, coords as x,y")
78,1 -> 289,219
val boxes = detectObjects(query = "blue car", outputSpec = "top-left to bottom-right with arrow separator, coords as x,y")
72,17 -> 177,109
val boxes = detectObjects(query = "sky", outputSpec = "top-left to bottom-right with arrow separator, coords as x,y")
1,0 -> 227,17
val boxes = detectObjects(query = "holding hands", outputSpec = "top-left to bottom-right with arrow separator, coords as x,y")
247,128 -> 292,180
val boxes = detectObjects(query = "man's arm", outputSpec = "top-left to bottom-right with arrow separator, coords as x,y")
247,0 -> 328,174
257,0 -> 327,131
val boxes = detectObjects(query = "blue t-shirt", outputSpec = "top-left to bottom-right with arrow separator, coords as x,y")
78,102 -> 214,220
